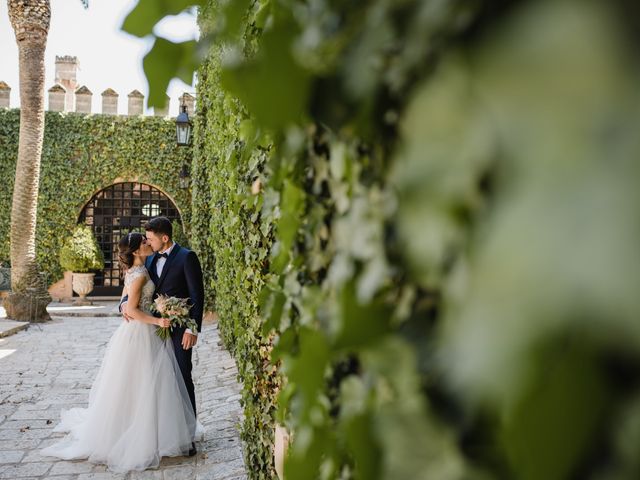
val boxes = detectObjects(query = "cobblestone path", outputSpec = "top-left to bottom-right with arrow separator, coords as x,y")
0,315 -> 247,480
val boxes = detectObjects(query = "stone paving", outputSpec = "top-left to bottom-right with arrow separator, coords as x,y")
0,310 -> 248,479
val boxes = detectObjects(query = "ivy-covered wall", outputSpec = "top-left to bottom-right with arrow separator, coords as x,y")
193,1 -> 640,480
191,3 -> 279,476
0,109 -> 192,283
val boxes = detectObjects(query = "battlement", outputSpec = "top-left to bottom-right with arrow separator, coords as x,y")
0,55 -> 195,117
55,55 -> 78,64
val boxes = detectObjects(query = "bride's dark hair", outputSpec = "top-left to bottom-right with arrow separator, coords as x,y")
118,232 -> 144,272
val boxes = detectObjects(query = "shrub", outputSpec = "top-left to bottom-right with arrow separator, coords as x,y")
59,225 -> 105,273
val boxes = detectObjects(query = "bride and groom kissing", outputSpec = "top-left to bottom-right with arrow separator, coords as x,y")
42,216 -> 205,473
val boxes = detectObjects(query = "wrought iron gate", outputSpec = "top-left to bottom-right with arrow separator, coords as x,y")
79,182 -> 182,296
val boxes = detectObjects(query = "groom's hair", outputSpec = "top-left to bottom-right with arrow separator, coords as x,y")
145,216 -> 172,239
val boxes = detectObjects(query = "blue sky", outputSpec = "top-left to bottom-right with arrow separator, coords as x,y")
0,0 -> 198,116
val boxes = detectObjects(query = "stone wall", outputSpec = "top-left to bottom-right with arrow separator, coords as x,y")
0,108 -> 194,299
0,55 -> 196,117
0,55 -> 196,301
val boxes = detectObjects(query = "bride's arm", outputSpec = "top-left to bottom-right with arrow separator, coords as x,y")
124,276 -> 170,327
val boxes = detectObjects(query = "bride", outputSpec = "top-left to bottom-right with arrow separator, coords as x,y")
42,232 -> 197,472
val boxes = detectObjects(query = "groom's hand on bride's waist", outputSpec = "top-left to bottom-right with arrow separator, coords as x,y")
119,295 -> 133,322
120,301 -> 133,322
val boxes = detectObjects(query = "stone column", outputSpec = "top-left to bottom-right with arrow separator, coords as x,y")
0,81 -> 10,108
179,92 -> 195,116
48,84 -> 66,112
127,89 -> 144,116
55,55 -> 78,112
153,95 -> 170,117
101,88 -> 118,115
75,85 -> 92,114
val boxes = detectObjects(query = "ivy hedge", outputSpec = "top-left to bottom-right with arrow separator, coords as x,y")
191,2 -> 279,476
0,109 -> 192,283
188,0 -> 640,479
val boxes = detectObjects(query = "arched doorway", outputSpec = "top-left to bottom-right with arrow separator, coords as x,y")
79,182 -> 182,296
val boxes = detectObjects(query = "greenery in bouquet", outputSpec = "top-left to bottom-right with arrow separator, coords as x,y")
152,294 -> 198,340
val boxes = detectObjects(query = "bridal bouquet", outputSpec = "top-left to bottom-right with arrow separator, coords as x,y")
152,295 -> 198,340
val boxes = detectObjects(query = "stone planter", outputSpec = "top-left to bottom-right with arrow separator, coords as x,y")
274,424 -> 291,480
72,272 -> 95,305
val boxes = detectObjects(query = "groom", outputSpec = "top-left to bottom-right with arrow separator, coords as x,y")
121,216 -> 204,455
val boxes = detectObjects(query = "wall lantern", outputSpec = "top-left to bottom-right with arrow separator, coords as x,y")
179,164 -> 190,189
176,104 -> 192,146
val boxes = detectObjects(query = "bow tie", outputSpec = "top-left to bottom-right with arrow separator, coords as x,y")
157,252 -> 169,259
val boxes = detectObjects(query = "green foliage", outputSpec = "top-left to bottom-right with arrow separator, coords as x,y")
0,109 -> 192,283
190,4 -> 279,474
121,0 -> 205,108
172,219 -> 190,249
59,225 -> 105,273
220,13 -> 310,130
122,0 -> 205,38
134,0 -> 640,479
188,0 -> 479,477
142,37 -> 200,108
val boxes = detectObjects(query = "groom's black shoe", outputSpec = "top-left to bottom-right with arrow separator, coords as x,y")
188,442 -> 197,457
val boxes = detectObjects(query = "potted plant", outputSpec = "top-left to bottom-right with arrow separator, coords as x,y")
59,225 -> 104,304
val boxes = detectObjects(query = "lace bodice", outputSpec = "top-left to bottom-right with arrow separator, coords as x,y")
124,265 -> 155,313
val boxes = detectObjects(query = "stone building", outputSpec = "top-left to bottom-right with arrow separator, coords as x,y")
0,56 -> 196,301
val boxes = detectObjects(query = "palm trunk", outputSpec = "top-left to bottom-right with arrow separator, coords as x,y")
4,0 -> 52,322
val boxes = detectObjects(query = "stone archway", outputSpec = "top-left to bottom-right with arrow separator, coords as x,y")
79,182 -> 182,296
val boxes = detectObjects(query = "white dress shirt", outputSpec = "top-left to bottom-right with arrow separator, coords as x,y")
156,243 -> 175,279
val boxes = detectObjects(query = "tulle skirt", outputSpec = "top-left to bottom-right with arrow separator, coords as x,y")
42,320 -> 197,473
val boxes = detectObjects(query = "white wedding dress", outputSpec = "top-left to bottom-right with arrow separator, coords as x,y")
42,266 -> 197,472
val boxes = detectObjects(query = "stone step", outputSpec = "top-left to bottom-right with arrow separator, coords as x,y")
2,302 -> 122,322
46,301 -> 121,318
0,319 -> 29,338
48,311 -> 121,318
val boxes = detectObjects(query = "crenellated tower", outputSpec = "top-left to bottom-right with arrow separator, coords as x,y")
0,55 -> 195,117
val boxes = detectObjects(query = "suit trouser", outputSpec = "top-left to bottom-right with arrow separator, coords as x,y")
171,331 -> 197,417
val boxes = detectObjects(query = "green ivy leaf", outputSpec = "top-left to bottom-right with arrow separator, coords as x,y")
219,0 -> 252,41
254,0 -> 271,29
260,285 -> 286,335
121,0 -> 205,38
221,19 -> 310,130
143,37 -> 198,108
332,280 -> 391,351
501,340 -> 609,480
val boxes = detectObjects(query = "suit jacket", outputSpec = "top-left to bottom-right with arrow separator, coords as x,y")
145,243 -> 205,334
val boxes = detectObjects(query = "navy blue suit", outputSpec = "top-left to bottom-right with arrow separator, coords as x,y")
146,244 -> 205,416
121,243 -> 204,416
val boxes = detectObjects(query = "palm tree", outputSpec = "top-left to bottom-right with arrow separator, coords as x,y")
3,0 -> 52,322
